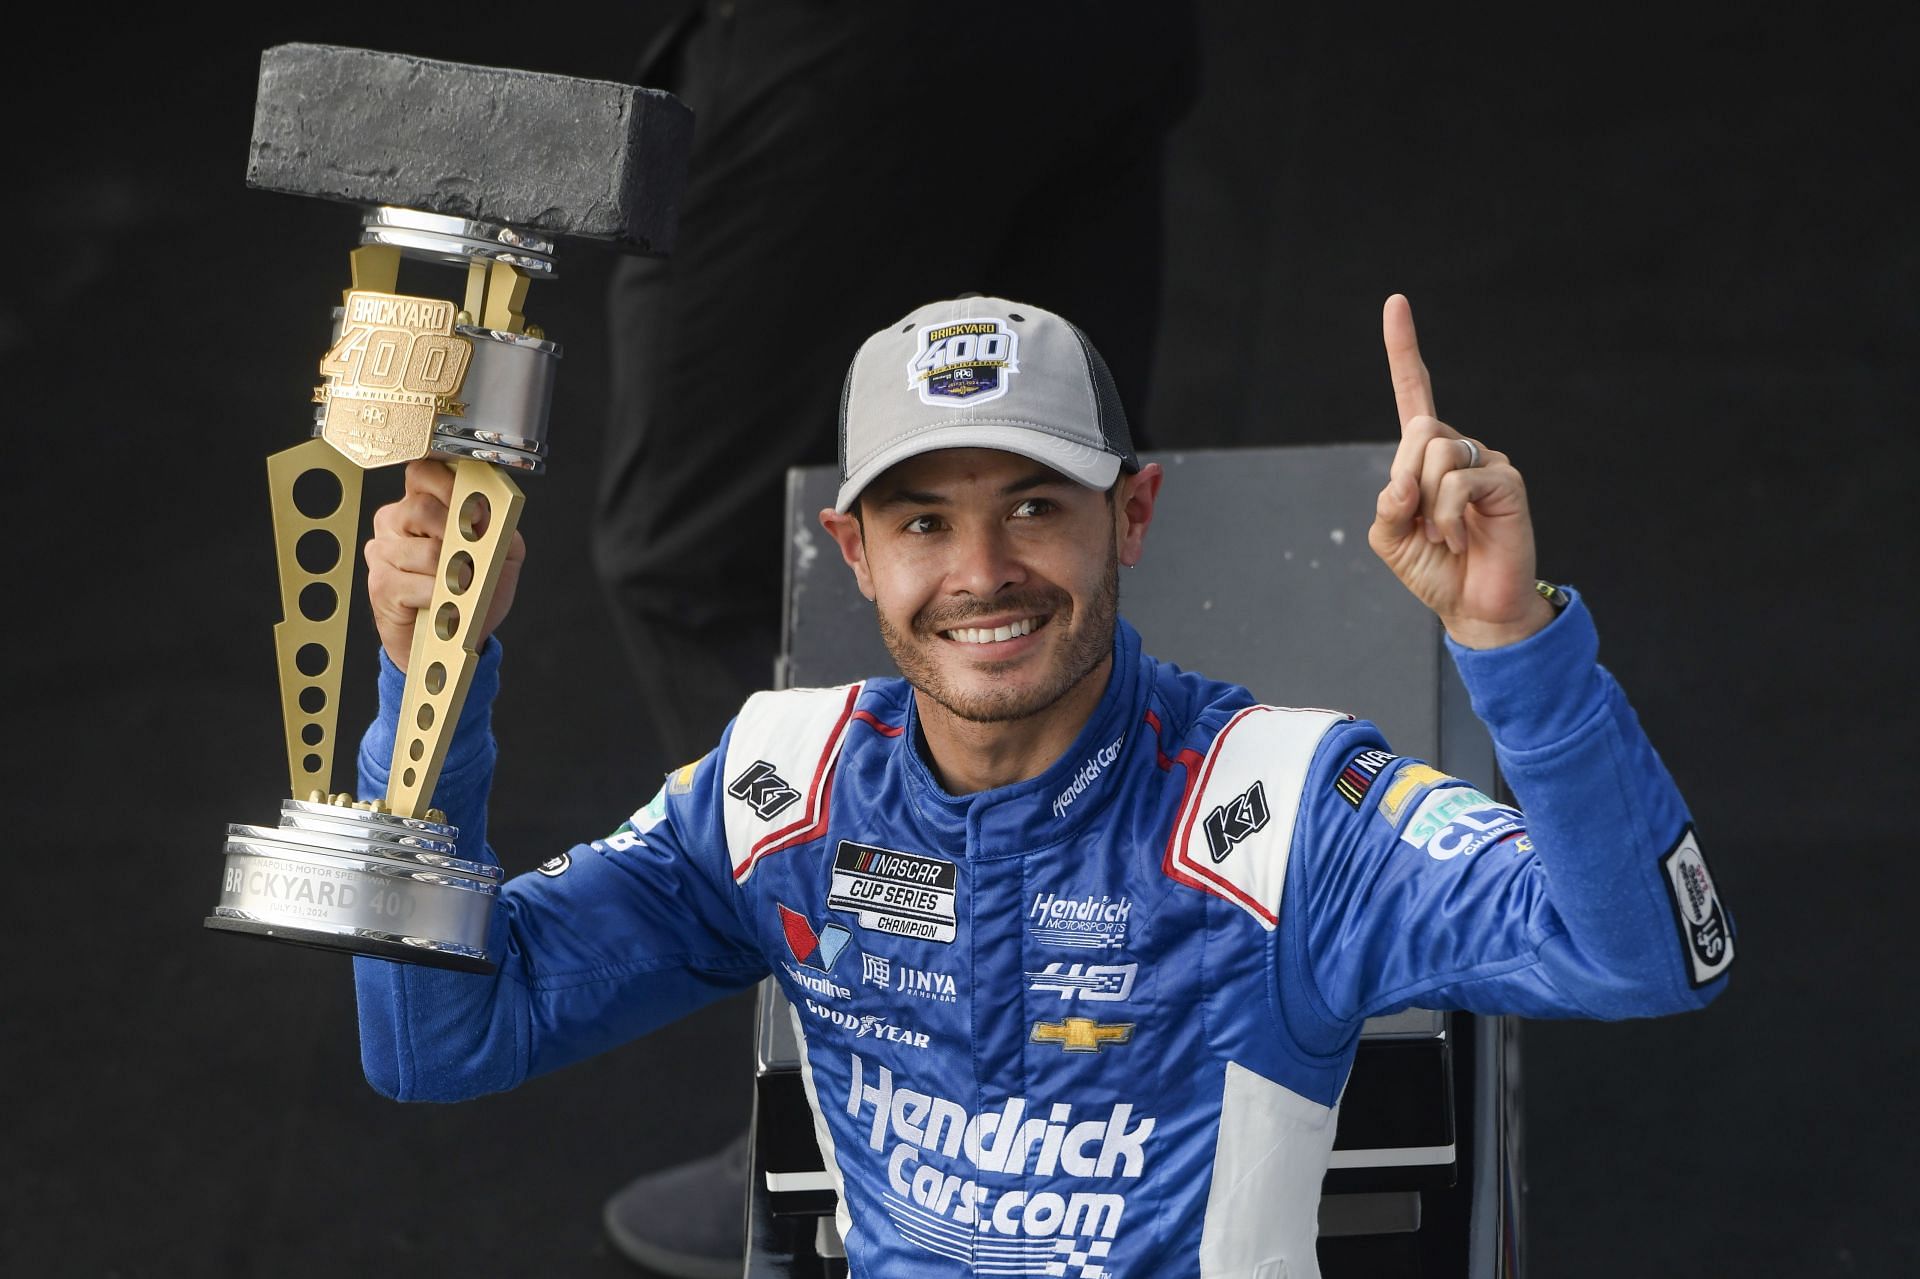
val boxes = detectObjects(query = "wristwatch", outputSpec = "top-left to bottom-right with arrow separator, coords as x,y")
1535,579 -> 1571,612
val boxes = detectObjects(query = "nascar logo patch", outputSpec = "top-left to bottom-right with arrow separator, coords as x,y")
1335,749 -> 1397,807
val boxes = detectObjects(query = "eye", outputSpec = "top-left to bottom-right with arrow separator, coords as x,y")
1010,497 -> 1055,519
901,514 -> 944,535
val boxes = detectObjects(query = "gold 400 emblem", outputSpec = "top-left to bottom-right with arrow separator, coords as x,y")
314,290 -> 473,467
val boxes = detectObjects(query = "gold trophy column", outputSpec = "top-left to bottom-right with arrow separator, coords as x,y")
266,439 -> 364,800
385,460 -> 522,817
264,247 -> 531,816
384,258 -> 531,818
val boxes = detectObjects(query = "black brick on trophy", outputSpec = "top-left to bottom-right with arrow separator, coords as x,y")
245,42 -> 694,255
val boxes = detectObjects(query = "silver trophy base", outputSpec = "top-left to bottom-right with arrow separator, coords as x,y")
206,799 -> 503,974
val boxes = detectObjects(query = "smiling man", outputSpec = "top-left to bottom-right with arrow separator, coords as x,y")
354,294 -> 1733,1277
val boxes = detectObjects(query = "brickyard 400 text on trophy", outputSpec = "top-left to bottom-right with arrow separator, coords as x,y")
205,45 -> 690,972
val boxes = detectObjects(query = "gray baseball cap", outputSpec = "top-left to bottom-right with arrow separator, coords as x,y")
834,295 -> 1139,512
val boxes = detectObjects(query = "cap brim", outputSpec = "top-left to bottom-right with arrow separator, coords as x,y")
834,423 -> 1124,511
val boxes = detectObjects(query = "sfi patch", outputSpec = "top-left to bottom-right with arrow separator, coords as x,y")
1335,749 -> 1397,807
908,318 -> 1020,405
1660,826 -> 1734,987
536,851 -> 571,877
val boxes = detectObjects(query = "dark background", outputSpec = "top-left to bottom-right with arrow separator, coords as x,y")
6,7 -> 1914,1276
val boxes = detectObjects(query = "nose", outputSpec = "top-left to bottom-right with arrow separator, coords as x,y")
947,519 -> 1026,599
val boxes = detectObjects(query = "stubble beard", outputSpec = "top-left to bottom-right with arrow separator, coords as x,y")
876,541 -> 1120,726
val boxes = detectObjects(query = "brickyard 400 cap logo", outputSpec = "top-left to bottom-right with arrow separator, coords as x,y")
909,318 -> 1020,405
848,1052 -> 1152,1275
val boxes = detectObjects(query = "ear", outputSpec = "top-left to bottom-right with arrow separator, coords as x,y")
818,507 -> 876,601
1115,463 -> 1163,567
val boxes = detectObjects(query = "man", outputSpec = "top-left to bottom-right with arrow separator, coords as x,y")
357,294 -> 1733,1276
592,12 -> 1196,1250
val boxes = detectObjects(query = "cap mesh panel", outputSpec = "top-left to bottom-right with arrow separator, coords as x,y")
835,354 -> 857,484
1066,322 -> 1139,470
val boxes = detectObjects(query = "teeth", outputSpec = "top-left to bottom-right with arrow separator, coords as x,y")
946,617 -> 1039,645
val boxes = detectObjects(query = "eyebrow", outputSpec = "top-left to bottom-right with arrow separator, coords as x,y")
869,468 -> 1070,510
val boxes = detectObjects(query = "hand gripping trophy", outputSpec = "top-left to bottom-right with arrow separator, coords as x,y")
205,45 -> 691,972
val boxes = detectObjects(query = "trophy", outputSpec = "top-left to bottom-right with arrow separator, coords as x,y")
204,44 -> 691,972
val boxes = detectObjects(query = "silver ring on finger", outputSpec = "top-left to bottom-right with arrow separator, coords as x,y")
1457,437 -> 1482,469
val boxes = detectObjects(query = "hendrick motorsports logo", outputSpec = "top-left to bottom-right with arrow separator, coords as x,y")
908,318 -> 1020,405
1028,892 -> 1131,949
829,841 -> 958,943
848,1053 -> 1151,1275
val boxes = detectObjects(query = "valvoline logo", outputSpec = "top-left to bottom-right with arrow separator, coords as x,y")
779,903 -> 851,972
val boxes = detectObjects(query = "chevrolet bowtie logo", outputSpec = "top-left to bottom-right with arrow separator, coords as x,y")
1030,1017 -> 1134,1053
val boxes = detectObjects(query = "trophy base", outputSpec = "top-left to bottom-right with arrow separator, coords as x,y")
202,914 -> 496,974
209,799 -> 504,973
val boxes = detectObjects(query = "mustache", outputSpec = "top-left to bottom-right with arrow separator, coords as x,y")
914,591 -> 1068,635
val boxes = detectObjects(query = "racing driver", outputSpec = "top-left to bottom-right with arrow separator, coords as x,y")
353,293 -> 1734,1277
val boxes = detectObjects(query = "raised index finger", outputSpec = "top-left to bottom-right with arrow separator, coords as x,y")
1383,293 -> 1436,429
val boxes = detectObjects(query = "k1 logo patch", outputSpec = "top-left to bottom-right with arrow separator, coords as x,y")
1660,827 -> 1734,986
1203,781 -> 1270,863
908,318 -> 1020,405
728,760 -> 801,820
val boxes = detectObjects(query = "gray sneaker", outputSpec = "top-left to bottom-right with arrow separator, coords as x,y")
602,1131 -> 750,1279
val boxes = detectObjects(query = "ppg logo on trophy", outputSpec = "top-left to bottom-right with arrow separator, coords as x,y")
204,44 -> 690,971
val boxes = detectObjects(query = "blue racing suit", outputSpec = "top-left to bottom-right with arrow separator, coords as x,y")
354,591 -> 1731,1278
